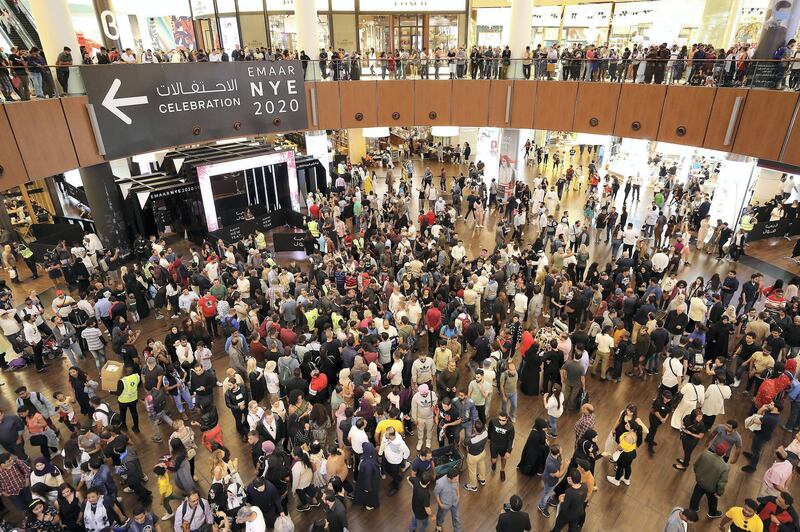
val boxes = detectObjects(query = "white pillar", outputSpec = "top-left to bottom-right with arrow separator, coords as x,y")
507,0 -> 534,79
30,0 -> 83,94
295,0 -> 321,80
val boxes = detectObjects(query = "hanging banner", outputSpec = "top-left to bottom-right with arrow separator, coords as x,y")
82,61 -> 308,159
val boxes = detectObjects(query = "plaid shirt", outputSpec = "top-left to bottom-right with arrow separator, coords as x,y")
574,413 -> 596,441
0,458 -> 31,495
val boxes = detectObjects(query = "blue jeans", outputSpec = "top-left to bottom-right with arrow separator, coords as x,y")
548,415 -> 559,437
62,340 -> 84,367
502,392 -> 518,419
172,386 -> 194,413
436,504 -> 462,532
409,514 -> 429,531
30,71 -> 43,97
538,483 -> 557,510
787,400 -> 800,430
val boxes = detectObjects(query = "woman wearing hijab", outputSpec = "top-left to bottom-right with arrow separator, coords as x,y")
572,429 -> 601,475
353,442 -> 380,510
263,441 -> 291,511
517,418 -> 550,476
30,457 -> 64,502
519,341 -> 542,396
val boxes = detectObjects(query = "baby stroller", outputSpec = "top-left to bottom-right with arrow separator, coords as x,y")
41,335 -> 63,361
433,445 -> 464,479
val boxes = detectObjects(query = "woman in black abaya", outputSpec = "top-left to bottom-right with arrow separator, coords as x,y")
353,442 -> 380,510
517,417 -> 549,476
519,342 -> 541,396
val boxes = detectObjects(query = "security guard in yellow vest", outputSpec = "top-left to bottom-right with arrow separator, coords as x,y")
17,243 -> 38,279
308,219 -> 320,238
117,367 -> 141,432
740,213 -> 754,232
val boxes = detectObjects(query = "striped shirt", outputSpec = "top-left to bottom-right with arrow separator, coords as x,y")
82,327 -> 104,351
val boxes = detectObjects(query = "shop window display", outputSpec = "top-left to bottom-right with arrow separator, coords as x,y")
359,15 -> 390,56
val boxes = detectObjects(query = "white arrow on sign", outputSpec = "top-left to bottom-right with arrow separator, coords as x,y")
102,78 -> 149,125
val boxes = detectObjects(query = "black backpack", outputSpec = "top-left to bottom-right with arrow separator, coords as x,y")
95,406 -> 121,427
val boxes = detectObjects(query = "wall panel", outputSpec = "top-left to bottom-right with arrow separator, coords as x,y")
613,83 -> 667,140
339,81 -> 378,128
414,80 -> 452,126
313,82 -> 342,130
510,80 -> 536,129
61,96 -> 104,167
487,80 -> 512,127
781,116 -> 800,167
377,80 -> 414,126
533,81 -> 578,132
657,86 -> 716,146
732,90 -> 799,161
451,79 -> 489,127
0,107 -> 29,189
5,99 -> 78,180
573,82 -> 620,135
703,88 -> 749,152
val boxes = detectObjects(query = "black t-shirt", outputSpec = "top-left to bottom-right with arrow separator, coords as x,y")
410,477 -> 431,519
496,510 -> 532,532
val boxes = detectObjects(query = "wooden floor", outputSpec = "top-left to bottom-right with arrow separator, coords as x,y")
1,151 -> 796,532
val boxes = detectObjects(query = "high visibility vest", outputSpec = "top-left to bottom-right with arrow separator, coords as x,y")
119,374 -> 140,403
308,220 -> 320,238
740,215 -> 754,231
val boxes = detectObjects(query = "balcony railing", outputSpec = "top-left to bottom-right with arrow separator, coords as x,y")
0,57 -> 797,103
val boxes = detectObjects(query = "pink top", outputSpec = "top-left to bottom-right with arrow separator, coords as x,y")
763,459 -> 793,490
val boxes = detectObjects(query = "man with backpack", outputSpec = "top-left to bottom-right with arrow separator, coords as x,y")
173,490 -> 213,532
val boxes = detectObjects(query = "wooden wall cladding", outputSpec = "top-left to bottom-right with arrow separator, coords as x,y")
414,80 -> 452,125
614,83 -> 667,140
510,80 -> 536,129
573,82 -> 620,135
5,99 -> 78,180
377,80 -> 414,126
0,107 -> 29,189
311,82 -> 342,130
533,81 -> 578,131
61,96 -> 104,167
339,81 -> 377,128
780,114 -> 800,166
657,86 -> 716,146
732,90 -> 799,161
703,88 -> 749,152
451,79 -> 489,127
487,80 -> 512,127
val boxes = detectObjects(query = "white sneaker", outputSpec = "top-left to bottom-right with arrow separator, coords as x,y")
621,477 -> 631,486
216,381 -> 224,387
606,475 -> 620,486
416,442 -> 422,451
733,379 -> 741,388
123,487 -> 134,493
161,513 -> 174,521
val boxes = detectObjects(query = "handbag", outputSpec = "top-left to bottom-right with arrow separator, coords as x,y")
274,514 -> 295,532
744,413 -> 762,432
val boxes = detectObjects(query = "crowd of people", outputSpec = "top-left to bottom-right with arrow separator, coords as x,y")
2,30 -> 800,102
0,142 -> 799,532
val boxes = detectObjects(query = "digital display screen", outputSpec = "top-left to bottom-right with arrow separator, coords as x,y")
197,150 -> 300,231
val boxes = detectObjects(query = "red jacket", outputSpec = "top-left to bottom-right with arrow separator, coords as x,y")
755,372 -> 792,409
425,307 -> 442,331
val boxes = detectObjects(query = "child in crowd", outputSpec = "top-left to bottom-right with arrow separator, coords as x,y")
53,391 -> 79,433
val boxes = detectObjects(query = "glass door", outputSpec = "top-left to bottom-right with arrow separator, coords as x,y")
394,15 -> 423,52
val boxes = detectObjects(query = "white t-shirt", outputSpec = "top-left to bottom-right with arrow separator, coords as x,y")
93,403 -> 111,428
513,293 -> 529,314
546,392 -> 565,418
595,333 -> 614,353
245,507 -> 267,532
661,357 -> 684,388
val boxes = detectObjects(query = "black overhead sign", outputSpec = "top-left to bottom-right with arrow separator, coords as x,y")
82,61 -> 308,159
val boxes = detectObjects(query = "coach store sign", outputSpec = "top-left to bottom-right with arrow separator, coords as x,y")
82,61 -> 308,159
359,0 -> 466,11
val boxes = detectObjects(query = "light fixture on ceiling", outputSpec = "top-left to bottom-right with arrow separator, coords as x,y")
431,126 -> 460,137
362,127 -> 390,138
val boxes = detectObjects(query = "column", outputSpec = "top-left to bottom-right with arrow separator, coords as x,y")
29,0 -> 83,94
507,0 -> 534,79
92,0 -> 123,51
79,163 -> 131,253
347,128 -> 367,162
751,0 -> 800,88
697,0 -> 742,49
305,131 -> 331,185
295,0 -> 322,80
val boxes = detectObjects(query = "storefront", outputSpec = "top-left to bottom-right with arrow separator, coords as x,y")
67,0 -> 466,58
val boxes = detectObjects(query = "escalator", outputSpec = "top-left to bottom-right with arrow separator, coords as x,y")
0,0 -> 40,50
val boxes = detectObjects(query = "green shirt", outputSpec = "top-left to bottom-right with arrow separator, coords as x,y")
209,284 -> 227,300
468,379 -> 490,406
